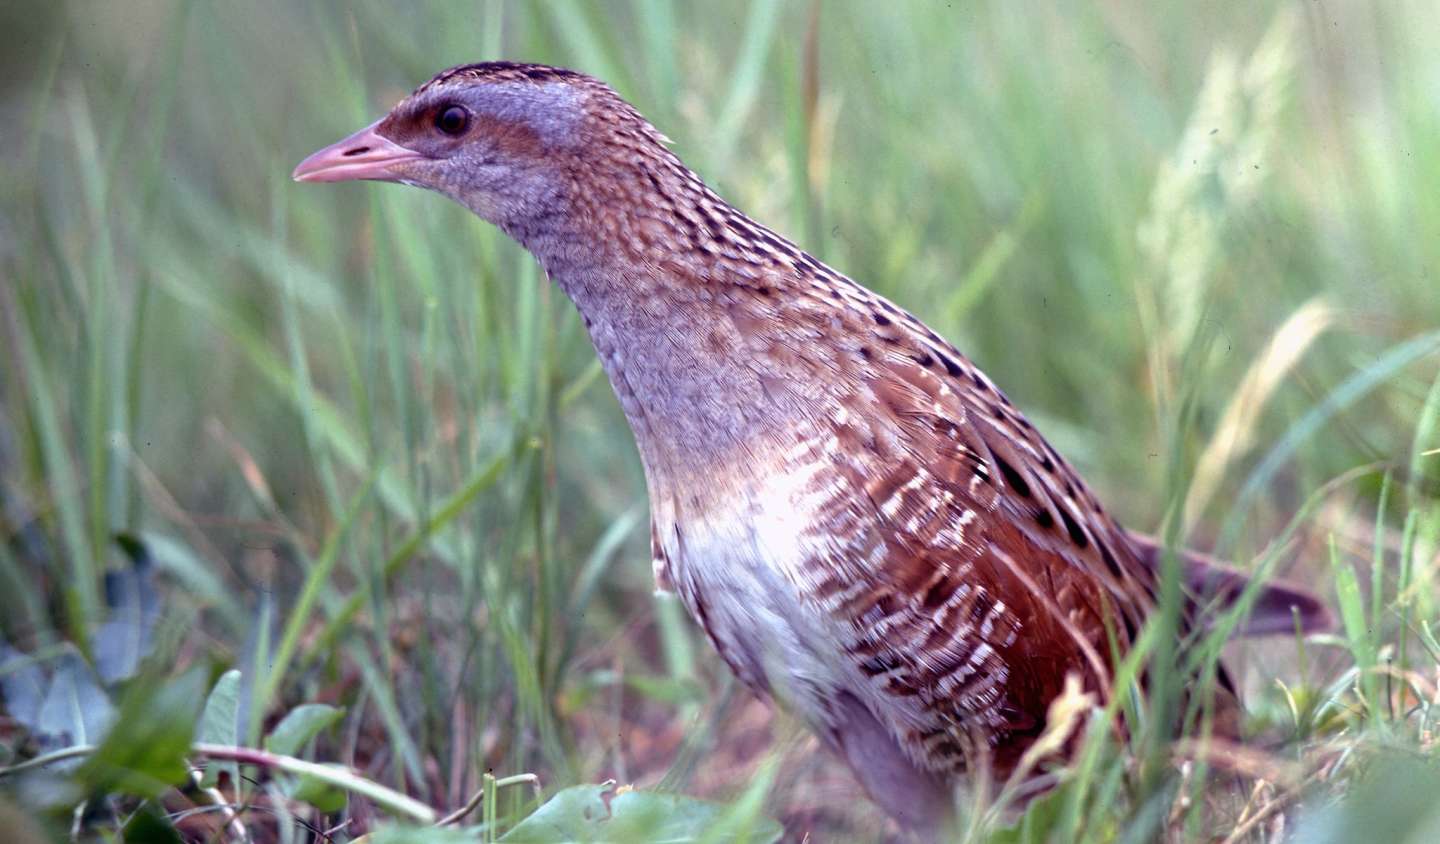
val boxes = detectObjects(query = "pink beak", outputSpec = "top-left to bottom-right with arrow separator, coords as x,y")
292,120 -> 426,183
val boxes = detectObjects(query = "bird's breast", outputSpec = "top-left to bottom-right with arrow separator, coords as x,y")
655,445 -> 854,718
651,429 -> 946,745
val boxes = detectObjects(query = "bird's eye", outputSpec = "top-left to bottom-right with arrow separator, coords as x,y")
435,106 -> 469,136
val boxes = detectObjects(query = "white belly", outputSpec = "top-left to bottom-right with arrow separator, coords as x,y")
674,524 -> 836,714
655,459 -> 884,738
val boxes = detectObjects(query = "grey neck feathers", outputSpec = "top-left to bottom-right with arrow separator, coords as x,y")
519,219 -> 786,491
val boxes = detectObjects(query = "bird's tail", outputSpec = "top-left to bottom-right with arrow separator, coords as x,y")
1125,531 -> 1333,638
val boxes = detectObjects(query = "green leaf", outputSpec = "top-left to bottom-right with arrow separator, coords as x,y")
1331,544 -> 1371,668
993,792 -> 1070,844
364,826 -> 480,844
1330,534 -> 1380,720
292,767 -> 349,813
499,784 -> 782,843
1294,753 -> 1440,844
623,672 -> 703,706
76,668 -> 207,798
264,702 -> 343,757
120,805 -> 185,844
197,669 -> 241,786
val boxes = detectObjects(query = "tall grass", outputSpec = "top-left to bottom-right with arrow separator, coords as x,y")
1,1 -> 1438,840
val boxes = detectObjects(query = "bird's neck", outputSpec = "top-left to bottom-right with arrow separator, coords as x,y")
500,166 -> 823,502
539,243 -> 784,498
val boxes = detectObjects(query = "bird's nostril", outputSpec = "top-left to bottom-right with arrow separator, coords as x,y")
342,146 -> 371,157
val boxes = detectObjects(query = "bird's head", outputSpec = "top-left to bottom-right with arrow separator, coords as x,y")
293,62 -> 664,233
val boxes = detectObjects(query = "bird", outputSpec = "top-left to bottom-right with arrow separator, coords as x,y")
294,61 -> 1329,834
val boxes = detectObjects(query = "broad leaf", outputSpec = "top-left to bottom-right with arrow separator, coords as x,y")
77,668 -> 207,798
499,784 -> 783,843
991,775 -> 1072,843
197,669 -> 242,786
120,806 -> 185,844
265,702 -> 343,757
1294,753 -> 1440,844
292,768 -> 349,813
92,535 -> 163,684
0,641 -> 47,731
35,652 -> 114,754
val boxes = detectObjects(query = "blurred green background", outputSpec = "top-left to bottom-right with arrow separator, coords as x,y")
2,1 -> 1438,840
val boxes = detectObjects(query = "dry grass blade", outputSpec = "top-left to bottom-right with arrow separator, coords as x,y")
1186,297 -> 1338,528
